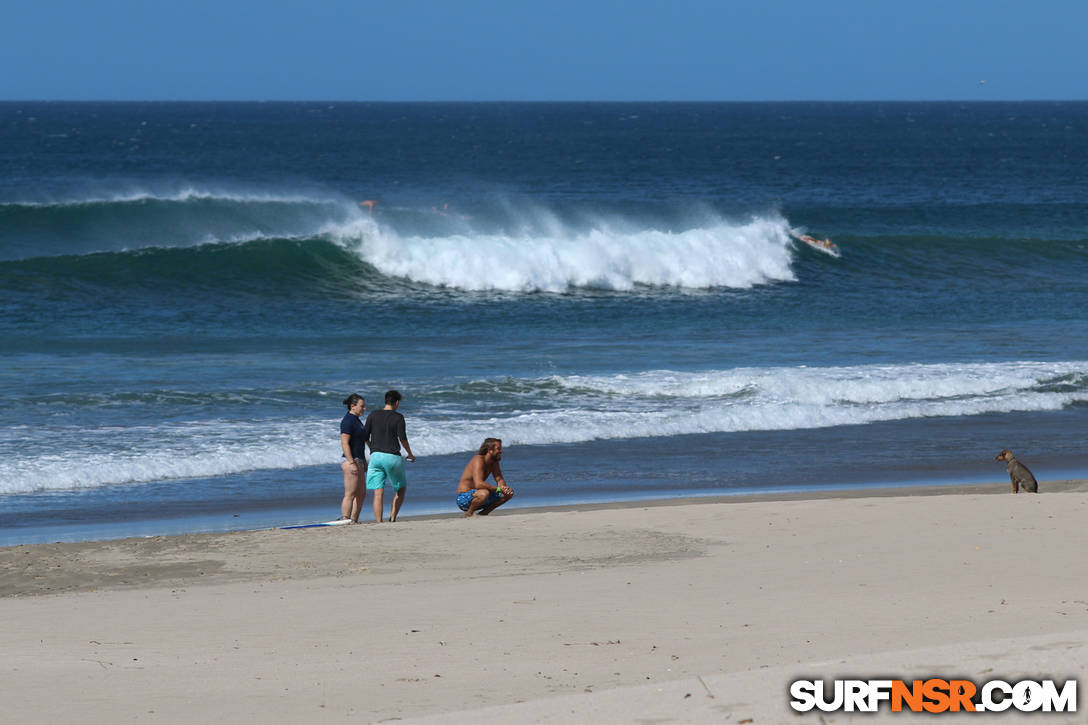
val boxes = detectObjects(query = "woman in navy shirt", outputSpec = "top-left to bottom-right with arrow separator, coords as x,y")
339,393 -> 368,522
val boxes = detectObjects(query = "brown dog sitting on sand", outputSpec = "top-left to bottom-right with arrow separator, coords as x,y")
995,449 -> 1039,493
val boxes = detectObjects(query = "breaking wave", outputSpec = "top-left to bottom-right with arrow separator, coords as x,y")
2,360 -> 1084,495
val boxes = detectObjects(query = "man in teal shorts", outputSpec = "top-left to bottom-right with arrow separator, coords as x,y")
456,437 -> 513,517
363,390 -> 416,522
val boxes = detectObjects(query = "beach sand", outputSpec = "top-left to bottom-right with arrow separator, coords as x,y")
3,481 -> 1087,723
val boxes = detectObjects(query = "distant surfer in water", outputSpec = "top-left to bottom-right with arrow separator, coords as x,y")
432,202 -> 471,220
339,394 -> 368,523
456,438 -> 514,517
799,234 -> 836,251
363,390 -> 416,522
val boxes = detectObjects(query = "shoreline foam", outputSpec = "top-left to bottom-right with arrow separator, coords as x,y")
5,477 -> 1088,551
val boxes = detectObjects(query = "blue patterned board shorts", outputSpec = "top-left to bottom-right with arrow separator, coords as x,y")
366,451 -> 407,491
456,489 -> 503,511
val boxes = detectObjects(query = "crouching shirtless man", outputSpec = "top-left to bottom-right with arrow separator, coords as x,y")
456,438 -> 514,517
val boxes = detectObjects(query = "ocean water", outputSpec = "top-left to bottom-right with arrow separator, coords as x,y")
2,101 -> 1087,545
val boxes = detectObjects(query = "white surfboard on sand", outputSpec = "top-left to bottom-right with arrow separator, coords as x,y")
281,518 -> 353,530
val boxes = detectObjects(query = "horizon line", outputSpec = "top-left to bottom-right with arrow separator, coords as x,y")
3,98 -> 1087,104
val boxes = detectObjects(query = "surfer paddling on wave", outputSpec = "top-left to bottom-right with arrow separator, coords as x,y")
799,234 -> 836,251
790,230 -> 841,255
456,438 -> 514,517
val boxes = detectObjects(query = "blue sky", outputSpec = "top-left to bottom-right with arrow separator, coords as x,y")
4,0 -> 1086,101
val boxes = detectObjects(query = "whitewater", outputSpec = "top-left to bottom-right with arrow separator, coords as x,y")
4,361 -> 1085,496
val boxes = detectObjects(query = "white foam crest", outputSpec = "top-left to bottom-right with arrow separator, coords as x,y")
414,361 -> 1088,451
2,187 -> 338,208
409,388 -> 1085,451
549,361 -> 1086,404
330,215 -> 795,291
0,418 -> 338,495
2,361 -> 1084,496
409,361 -> 1088,451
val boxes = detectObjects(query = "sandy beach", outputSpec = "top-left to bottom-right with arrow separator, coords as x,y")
3,482 -> 1087,723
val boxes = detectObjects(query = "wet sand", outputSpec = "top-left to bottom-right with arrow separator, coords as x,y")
3,481 -> 1087,723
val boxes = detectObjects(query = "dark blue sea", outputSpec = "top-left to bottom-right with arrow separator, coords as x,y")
2,101 -> 1087,545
